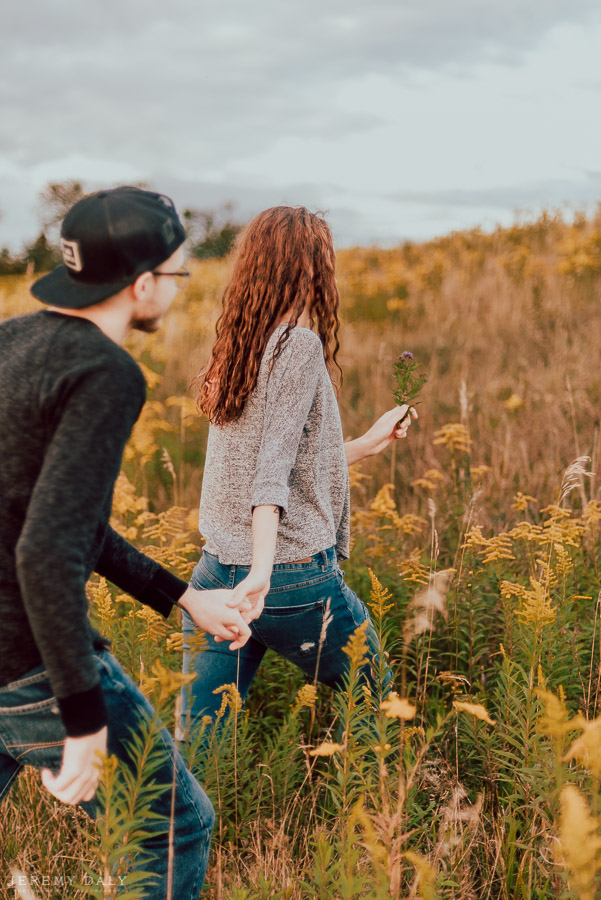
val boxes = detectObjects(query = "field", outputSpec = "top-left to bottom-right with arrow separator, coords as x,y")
2,207 -> 601,898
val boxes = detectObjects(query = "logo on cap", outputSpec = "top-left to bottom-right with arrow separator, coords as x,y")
61,237 -> 83,272
161,219 -> 175,244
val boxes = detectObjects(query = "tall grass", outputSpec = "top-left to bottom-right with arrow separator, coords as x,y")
3,208 -> 601,897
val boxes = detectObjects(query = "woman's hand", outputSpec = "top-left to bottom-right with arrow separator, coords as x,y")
345,405 -> 418,465
228,569 -> 271,610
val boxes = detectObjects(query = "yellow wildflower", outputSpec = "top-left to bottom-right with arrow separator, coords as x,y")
540,504 -> 572,520
343,620 -> 369,668
149,659 -> 196,702
367,569 -> 394,617
166,632 -> 184,653
553,543 -> 574,578
453,700 -> 496,726
89,577 -> 116,626
462,525 -> 489,551
564,718 -> 601,777
537,688 -> 585,740
403,851 -> 437,898
309,742 -> 345,757
398,548 -> 430,585
433,422 -> 472,455
504,393 -> 523,412
381,692 -> 417,720
557,785 -> 601,900
583,500 -> 601,529
369,483 -> 398,517
411,476 -> 438,491
511,492 -> 537,512
291,683 -> 317,715
348,463 -> 371,491
482,533 -> 515,564
515,579 -> 556,628
411,468 -> 444,491
509,521 -> 543,542
500,580 -> 528,601
213,683 -> 243,717
137,361 -> 162,390
386,296 -> 406,312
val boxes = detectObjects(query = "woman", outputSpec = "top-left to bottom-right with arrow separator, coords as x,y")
181,206 -> 416,728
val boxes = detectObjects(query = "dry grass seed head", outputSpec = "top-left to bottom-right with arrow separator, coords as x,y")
403,569 -> 454,646
434,784 -> 484,860
559,455 -> 593,505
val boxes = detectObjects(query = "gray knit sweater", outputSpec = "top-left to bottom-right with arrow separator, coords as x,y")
199,325 -> 350,564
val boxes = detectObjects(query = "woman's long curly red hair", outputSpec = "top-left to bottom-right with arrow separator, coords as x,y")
197,206 -> 341,425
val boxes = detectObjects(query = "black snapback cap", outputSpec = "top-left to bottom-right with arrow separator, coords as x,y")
31,186 -> 187,309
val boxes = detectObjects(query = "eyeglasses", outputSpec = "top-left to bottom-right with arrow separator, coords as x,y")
151,268 -> 191,288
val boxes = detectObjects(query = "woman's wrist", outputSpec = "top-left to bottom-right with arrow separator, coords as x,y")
345,434 -> 373,466
250,562 -> 272,579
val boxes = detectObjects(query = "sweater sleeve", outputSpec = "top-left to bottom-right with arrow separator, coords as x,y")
250,330 -> 323,514
15,359 -> 145,737
96,526 -> 187,617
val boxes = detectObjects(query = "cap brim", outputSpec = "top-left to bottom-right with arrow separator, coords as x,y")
31,265 -> 135,309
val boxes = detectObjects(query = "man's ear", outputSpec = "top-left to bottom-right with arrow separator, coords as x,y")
131,271 -> 154,302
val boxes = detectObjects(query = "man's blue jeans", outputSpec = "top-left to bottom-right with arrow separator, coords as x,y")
181,547 -> 389,728
0,648 -> 214,899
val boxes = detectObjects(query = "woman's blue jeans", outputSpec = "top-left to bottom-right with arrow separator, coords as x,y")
181,547 -> 389,729
0,649 -> 214,899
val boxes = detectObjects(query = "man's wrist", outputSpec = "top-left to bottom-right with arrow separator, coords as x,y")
176,587 -> 192,612
58,682 -> 109,737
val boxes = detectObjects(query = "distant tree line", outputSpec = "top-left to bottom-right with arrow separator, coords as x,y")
0,181 -> 243,275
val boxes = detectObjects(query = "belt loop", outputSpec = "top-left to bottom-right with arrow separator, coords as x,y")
320,550 -> 327,571
230,565 -> 237,589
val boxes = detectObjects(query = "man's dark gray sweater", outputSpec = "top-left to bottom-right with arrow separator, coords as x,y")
0,310 -> 186,737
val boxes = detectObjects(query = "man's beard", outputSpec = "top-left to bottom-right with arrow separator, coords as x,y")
130,315 -> 162,334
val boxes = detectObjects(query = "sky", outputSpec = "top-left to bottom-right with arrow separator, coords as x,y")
2,0 -> 601,249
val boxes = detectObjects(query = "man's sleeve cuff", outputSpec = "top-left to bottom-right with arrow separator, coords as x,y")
138,568 -> 188,618
58,682 -> 109,738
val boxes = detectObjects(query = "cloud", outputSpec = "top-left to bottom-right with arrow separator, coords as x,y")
389,173 -> 601,213
2,0 -> 600,174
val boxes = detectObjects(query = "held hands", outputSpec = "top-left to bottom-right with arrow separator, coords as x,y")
178,585 -> 260,651
228,569 -> 270,611
185,504 -> 280,650
212,569 -> 270,645
41,726 -> 107,805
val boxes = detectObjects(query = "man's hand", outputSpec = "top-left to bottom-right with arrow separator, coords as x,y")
41,726 -> 107,805
178,586 -> 253,650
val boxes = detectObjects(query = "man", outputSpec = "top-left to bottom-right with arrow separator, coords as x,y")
0,187 -> 254,897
